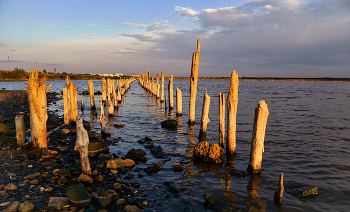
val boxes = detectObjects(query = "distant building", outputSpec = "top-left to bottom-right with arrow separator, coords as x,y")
94,73 -> 124,77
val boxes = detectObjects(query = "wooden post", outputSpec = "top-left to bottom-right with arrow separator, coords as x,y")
101,78 -> 106,103
176,88 -> 182,116
156,74 -> 159,98
189,40 -> 200,124
88,79 -> 96,109
248,100 -> 269,173
15,115 -> 26,147
81,100 -> 84,111
116,86 -> 122,103
168,74 -> 174,109
226,71 -> 239,155
161,72 -> 164,102
199,90 -> 210,141
219,93 -> 225,147
66,77 -> 78,122
274,173 -> 284,205
112,80 -> 118,107
75,116 -> 91,175
107,94 -> 114,117
26,69 -> 52,149
99,101 -> 106,134
63,88 -> 70,125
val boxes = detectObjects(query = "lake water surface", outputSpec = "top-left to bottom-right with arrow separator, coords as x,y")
1,79 -> 349,211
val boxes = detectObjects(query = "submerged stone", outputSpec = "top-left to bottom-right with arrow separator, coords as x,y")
125,148 -> 147,162
66,183 -> 91,207
88,141 -> 109,157
161,120 -> 178,129
163,181 -> 179,193
286,185 -> 319,197
203,194 -> 248,212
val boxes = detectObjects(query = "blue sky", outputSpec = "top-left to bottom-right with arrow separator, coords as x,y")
0,0 -> 349,77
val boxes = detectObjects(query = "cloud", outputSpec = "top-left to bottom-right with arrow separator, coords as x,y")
122,21 -> 174,31
174,6 -> 200,17
115,33 -> 157,42
85,33 -> 96,36
85,23 -> 97,26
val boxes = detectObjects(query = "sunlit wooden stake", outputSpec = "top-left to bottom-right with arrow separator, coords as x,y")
88,79 -> 96,109
27,69 -> 52,149
226,71 -> 239,155
189,39 -> 200,124
199,90 -> 210,141
99,101 -> 106,134
63,88 -> 70,125
161,72 -> 165,102
168,74 -> 174,109
15,115 -> 26,147
248,100 -> 269,173
101,78 -> 106,103
219,93 -> 225,147
176,88 -> 182,116
274,173 -> 284,205
75,116 -> 91,175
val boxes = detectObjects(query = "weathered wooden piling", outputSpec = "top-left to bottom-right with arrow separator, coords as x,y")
63,88 -> 70,125
107,94 -> 114,117
88,79 -> 96,109
81,100 -> 84,111
226,71 -> 239,155
26,69 -> 52,149
176,88 -> 182,116
161,72 -> 164,102
168,74 -> 174,109
66,76 -> 79,123
189,39 -> 200,124
219,93 -> 225,147
248,100 -> 269,173
156,74 -> 159,98
99,101 -> 106,134
15,115 -> 26,147
101,78 -> 106,103
274,173 -> 284,205
199,90 -> 210,141
75,116 -> 91,175
112,80 -> 118,107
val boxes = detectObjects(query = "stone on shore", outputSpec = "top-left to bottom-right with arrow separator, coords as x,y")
4,183 -> 17,191
0,135 -> 16,146
203,194 -> 248,212
125,148 -> 147,162
88,141 -> 109,157
18,201 -> 35,212
124,204 -> 142,212
193,142 -> 223,163
106,158 -> 135,169
4,201 -> 19,212
66,183 -> 91,207
53,168 -> 71,177
48,197 -> 69,207
24,172 -> 41,180
93,187 -> 117,207
77,173 -> 94,183
0,123 -> 15,137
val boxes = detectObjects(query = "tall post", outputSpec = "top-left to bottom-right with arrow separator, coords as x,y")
26,69 -> 52,149
15,115 -> 26,147
101,78 -> 106,103
168,74 -> 174,109
219,93 -> 225,147
161,72 -> 164,102
274,173 -> 284,205
63,88 -> 70,125
189,39 -> 200,124
88,79 -> 96,109
248,100 -> 269,173
226,71 -> 239,155
75,116 -> 91,175
199,90 -> 210,141
67,76 -> 79,122
100,101 -> 106,134
176,88 -> 182,116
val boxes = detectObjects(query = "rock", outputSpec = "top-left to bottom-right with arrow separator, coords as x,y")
116,198 -> 126,205
95,164 -> 104,169
286,185 -> 319,197
29,179 -> 38,185
88,141 -> 109,157
44,187 -> 54,192
161,120 -> 178,129
145,144 -> 154,149
181,207 -> 199,212
155,160 -> 166,167
93,187 -> 117,207
144,165 -> 161,174
0,190 -> 8,196
48,197 -> 69,207
203,194 -> 248,212
95,175 -> 104,182
4,201 -> 19,212
193,142 -> 223,163
53,169 -> 71,177
24,172 -> 41,180
66,183 -> 91,207
82,90 -> 89,95
172,165 -> 184,172
4,183 -> 17,191
94,91 -> 102,95
163,181 -> 179,193
98,153 -> 112,162
88,131 -> 100,140
125,148 -> 147,162
67,163 -> 82,175
124,204 -> 142,212
110,170 -> 118,175
18,201 -> 35,212
0,201 -> 11,207
77,173 -> 94,183
0,123 -> 15,137
137,140 -> 145,144
150,146 -> 163,158
106,158 -> 135,169
61,128 -> 70,134
144,136 -> 152,141
27,148 -> 42,158
114,183 -> 122,190
18,153 -> 28,160
113,124 -> 125,128
0,135 -> 16,146
58,176 -> 69,184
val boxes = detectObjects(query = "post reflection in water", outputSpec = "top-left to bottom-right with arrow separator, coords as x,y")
168,108 -> 174,119
186,124 -> 197,157
246,174 -> 267,212
90,109 -> 97,122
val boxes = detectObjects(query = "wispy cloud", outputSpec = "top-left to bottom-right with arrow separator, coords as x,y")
85,33 -> 96,36
85,23 -> 97,26
115,33 -> 157,42
174,6 -> 200,17
123,21 -> 174,31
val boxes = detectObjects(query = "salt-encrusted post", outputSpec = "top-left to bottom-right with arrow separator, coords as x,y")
26,69 -> 52,149
156,74 -> 159,98
176,88 -> 182,116
107,93 -> 114,117
161,72 -> 165,102
15,115 -> 26,147
274,173 -> 284,205
88,79 -> 96,109
248,100 -> 269,173
168,74 -> 174,109
101,78 -> 106,103
219,93 -> 225,147
199,90 -> 210,141
99,101 -> 106,134
226,71 -> 239,155
63,88 -> 70,125
112,80 -> 118,107
75,116 -> 91,175
189,39 -> 200,124
67,76 -> 78,122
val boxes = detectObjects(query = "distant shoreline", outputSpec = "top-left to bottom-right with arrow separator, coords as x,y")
170,77 -> 350,82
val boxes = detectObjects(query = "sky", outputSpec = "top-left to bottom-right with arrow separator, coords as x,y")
0,0 -> 349,77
